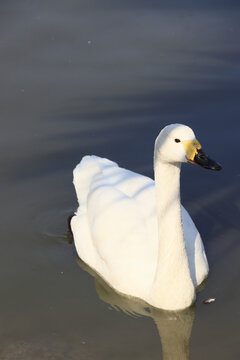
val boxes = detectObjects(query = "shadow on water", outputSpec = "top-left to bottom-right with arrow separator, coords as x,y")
77,257 -> 195,360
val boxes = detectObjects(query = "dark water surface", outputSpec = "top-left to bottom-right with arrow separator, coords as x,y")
1,1 -> 240,359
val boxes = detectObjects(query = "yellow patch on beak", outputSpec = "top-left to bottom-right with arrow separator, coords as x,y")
183,139 -> 202,161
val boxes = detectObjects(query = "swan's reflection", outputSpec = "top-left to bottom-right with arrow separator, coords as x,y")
77,258 -> 195,360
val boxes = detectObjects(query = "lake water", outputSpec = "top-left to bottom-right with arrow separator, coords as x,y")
1,1 -> 240,359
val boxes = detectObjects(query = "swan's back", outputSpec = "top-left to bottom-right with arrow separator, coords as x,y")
73,155 -> 157,219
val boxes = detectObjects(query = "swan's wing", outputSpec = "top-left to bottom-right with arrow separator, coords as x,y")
86,180 -> 157,295
97,159 -> 157,224
87,178 -> 153,257
90,157 -> 158,244
72,157 -> 157,294
73,155 -> 118,204
73,155 -> 157,224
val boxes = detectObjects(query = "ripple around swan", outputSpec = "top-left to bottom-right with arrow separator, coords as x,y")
33,206 -> 74,243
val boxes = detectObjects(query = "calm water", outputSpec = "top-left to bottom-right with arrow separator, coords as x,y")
1,1 -> 240,359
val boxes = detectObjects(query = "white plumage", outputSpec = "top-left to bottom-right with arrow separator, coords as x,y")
71,124 -> 210,310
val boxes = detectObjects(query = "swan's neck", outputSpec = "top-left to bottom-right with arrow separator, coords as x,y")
149,158 -> 194,310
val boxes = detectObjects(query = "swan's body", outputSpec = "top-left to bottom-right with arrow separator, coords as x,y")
71,124 -> 221,310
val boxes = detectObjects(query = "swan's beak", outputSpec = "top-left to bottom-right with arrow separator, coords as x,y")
184,139 -> 222,171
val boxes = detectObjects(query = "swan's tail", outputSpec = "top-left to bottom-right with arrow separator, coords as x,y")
73,155 -> 117,205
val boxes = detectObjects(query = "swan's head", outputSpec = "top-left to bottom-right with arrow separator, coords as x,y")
155,124 -> 222,170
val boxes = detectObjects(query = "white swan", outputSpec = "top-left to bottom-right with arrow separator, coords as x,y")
71,124 -> 221,310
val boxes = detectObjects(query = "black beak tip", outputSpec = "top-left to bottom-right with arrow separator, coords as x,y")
210,163 -> 222,171
193,149 -> 222,171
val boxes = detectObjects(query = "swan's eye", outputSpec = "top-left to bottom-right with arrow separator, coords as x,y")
175,138 -> 181,143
